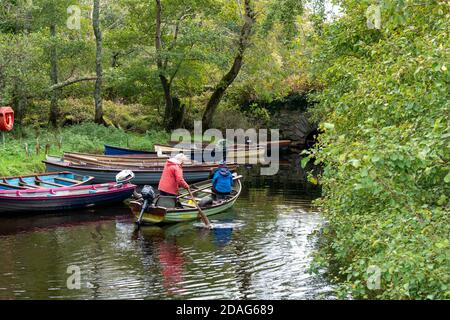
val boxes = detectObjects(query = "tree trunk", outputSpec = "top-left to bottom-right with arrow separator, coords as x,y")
107,52 -> 120,100
202,0 -> 255,129
155,0 -> 175,130
11,79 -> 27,124
49,22 -> 59,127
93,0 -> 105,125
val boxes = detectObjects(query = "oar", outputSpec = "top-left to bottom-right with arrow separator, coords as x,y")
177,183 -> 214,199
188,188 -> 212,229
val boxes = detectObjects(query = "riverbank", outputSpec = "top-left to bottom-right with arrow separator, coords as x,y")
0,123 -> 169,176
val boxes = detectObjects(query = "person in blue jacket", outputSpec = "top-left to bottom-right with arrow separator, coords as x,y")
212,161 -> 233,200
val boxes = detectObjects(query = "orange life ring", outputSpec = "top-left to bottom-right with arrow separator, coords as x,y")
0,106 -> 14,131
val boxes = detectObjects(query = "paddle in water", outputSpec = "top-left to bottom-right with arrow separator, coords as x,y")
188,188 -> 212,229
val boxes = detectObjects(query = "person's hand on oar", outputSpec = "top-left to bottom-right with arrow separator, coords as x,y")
188,187 -> 212,229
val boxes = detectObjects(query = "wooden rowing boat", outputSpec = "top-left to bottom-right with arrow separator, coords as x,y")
68,151 -> 167,162
168,139 -> 291,150
0,182 -> 136,213
129,176 -> 242,224
0,172 -> 94,190
44,156 -> 234,185
61,152 -> 237,169
153,143 -> 265,162
63,152 -> 169,167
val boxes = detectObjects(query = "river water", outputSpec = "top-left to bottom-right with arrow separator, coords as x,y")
0,157 -> 334,299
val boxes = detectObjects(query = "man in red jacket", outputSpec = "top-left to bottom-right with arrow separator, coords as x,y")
158,153 -> 191,198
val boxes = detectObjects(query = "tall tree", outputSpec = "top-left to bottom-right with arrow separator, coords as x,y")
93,0 -> 105,124
154,0 -> 193,130
202,0 -> 256,129
48,3 -> 59,127
154,0 -> 173,129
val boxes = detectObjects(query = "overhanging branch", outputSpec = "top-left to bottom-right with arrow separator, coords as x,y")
48,76 -> 97,91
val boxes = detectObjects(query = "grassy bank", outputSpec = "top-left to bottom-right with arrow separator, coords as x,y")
0,123 -> 169,176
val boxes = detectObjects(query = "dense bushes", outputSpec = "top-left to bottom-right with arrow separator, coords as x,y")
307,1 -> 449,299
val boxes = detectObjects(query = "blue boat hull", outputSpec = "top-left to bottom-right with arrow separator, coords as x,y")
104,144 -> 225,162
104,145 -> 155,156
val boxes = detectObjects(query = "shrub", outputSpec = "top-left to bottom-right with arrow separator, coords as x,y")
306,1 -> 449,299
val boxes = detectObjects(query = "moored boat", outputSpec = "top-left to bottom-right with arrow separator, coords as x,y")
168,139 -> 291,150
69,151 -> 166,162
0,172 -> 94,190
153,143 -> 265,162
61,152 -> 237,170
43,156 -> 231,185
0,182 -> 136,213
129,175 -> 242,224
63,152 -> 169,167
104,144 -> 156,156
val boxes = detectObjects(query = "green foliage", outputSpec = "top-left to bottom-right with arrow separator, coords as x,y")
0,0 -> 310,127
307,0 -> 450,299
21,98 -> 164,132
0,122 -> 169,176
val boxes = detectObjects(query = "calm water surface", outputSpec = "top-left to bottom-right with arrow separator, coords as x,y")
0,159 -> 334,299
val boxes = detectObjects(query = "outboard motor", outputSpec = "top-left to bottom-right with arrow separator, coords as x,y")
140,185 -> 156,208
135,185 -> 156,225
115,170 -> 135,185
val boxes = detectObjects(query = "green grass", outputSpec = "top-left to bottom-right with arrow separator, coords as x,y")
0,122 -> 170,176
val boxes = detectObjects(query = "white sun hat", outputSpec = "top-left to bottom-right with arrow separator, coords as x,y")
169,153 -> 190,164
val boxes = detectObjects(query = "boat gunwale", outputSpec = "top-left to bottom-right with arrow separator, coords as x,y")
104,144 -> 156,154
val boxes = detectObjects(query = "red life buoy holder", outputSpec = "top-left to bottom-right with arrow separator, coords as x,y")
0,106 -> 14,131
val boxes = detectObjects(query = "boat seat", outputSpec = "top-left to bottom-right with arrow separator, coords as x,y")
18,181 -> 40,189
35,178 -> 65,187
54,177 -> 82,184
180,202 -> 197,208
0,182 -> 25,190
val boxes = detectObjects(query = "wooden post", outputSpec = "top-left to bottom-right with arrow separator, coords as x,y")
45,144 -> 50,155
35,138 -> 40,155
